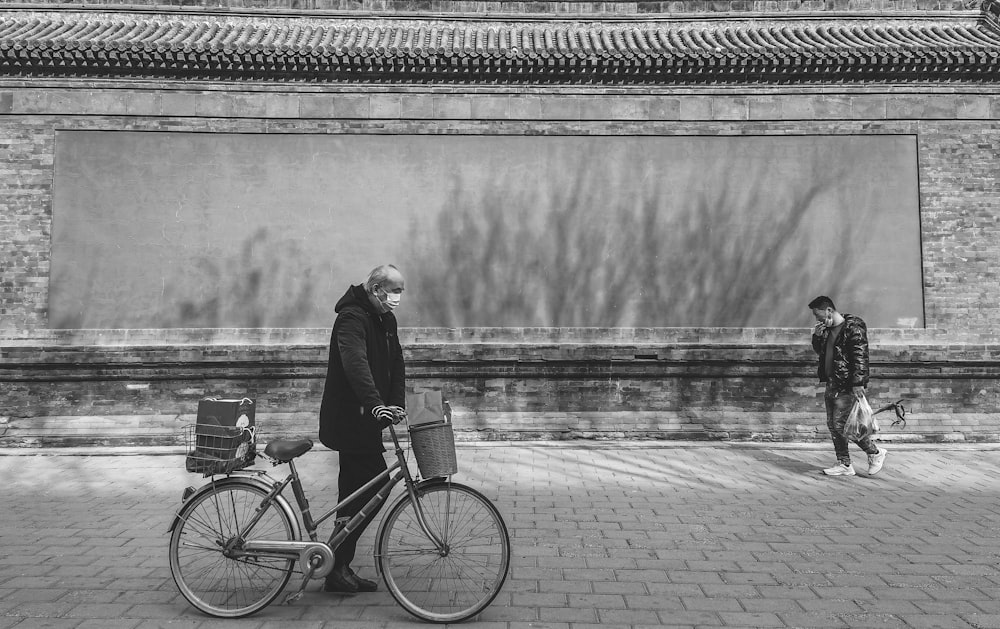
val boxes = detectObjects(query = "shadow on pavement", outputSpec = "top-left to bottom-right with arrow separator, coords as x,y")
741,449 -> 823,476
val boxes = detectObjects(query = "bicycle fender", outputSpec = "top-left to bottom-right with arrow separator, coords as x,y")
167,475 -> 301,539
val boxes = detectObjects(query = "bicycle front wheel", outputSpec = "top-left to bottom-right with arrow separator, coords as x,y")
169,480 -> 296,618
376,481 -> 510,623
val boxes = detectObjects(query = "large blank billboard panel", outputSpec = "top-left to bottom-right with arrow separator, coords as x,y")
50,132 -> 923,329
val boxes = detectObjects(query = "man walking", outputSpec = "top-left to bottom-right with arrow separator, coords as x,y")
319,265 -> 407,592
809,296 -> 887,477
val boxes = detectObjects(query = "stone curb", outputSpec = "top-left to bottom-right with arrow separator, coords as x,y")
3,439 -> 1000,456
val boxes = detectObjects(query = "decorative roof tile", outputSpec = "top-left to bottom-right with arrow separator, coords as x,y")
1,11 -> 999,83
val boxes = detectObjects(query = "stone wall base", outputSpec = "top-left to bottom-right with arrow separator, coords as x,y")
0,411 -> 990,448
3,329 -> 998,447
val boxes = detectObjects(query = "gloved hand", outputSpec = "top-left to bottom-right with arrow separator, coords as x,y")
372,405 -> 395,424
387,406 -> 407,425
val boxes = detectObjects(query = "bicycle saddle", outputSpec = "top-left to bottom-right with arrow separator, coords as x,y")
264,438 -> 314,462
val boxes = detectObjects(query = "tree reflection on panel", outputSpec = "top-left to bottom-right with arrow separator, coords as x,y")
50,133 -> 922,329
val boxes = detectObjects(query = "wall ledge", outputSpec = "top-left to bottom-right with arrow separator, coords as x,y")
0,326 -> 959,347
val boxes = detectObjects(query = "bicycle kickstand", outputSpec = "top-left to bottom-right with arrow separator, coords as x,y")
283,555 -> 322,605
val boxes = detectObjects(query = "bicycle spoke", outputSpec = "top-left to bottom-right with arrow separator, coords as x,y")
377,483 -> 510,622
170,482 -> 296,618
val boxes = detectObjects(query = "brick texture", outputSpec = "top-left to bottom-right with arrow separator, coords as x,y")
0,85 -> 999,444
20,0 -> 978,12
1,329 -> 998,445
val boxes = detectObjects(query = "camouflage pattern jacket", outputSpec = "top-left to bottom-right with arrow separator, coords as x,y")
811,313 -> 870,391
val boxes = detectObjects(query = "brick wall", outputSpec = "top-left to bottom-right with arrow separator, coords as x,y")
1,84 -> 999,444
19,0 -> 979,12
2,328 -> 998,445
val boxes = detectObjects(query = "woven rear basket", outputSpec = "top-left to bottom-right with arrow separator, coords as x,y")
408,420 -> 458,477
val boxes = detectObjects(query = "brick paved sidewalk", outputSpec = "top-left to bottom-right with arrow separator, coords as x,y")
1,442 -> 999,629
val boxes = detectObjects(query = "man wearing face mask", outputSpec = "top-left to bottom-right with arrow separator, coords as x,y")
319,264 -> 406,593
809,296 -> 886,477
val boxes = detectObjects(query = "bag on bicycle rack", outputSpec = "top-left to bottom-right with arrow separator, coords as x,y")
185,397 -> 257,476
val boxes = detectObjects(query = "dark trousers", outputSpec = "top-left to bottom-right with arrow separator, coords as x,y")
334,450 -> 388,569
825,382 -> 878,465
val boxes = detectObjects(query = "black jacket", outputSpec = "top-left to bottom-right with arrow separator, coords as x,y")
319,285 -> 405,452
811,313 -> 870,390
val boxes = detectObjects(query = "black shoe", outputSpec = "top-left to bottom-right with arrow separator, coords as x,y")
348,567 -> 378,592
323,566 -> 359,593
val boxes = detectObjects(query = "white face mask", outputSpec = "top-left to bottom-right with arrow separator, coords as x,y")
377,287 -> 401,311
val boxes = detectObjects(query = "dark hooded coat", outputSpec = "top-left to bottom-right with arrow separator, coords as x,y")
319,284 -> 405,452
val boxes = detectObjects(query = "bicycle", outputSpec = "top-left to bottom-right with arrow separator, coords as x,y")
167,409 -> 511,622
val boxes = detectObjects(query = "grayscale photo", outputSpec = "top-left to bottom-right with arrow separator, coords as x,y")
1,1 -> 999,627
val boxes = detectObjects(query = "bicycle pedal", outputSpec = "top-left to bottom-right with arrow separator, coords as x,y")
283,590 -> 304,605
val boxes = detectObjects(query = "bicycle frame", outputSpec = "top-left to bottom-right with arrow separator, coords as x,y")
208,420 -> 448,600
305,422 -> 446,548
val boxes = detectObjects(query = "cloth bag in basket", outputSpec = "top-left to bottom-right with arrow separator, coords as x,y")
186,397 -> 256,475
405,391 -> 457,477
405,390 -> 447,426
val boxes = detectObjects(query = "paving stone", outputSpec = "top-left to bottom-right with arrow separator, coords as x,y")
567,593 -> 627,609
718,611 -> 785,627
900,614 -> 983,628
778,611 -> 851,627
797,598 -> 867,613
533,579 -> 592,594
3,620 -> 81,629
597,608 -> 662,624
972,602 -> 1000,614
700,584 -> 760,598
623,595 -> 685,611
1,589 -> 67,603
913,600 -> 982,614
680,596 -> 744,612
1,444 -> 998,628
655,609 -> 725,626
76,620 -> 142,628
739,597 -> 803,613
539,606 -> 599,622
510,593 -> 568,607
961,615 -> 1000,629
853,613 -> 920,627
64,603 -> 134,618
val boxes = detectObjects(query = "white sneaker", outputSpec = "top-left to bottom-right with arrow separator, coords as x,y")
822,463 -> 856,476
868,447 -> 887,475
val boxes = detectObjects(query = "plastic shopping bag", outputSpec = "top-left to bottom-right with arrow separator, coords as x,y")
843,392 -> 879,441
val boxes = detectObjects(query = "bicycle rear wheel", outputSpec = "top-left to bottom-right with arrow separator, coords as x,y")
169,480 -> 296,618
376,481 -> 510,623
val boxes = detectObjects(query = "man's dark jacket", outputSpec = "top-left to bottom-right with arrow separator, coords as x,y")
811,313 -> 870,391
319,285 -> 405,453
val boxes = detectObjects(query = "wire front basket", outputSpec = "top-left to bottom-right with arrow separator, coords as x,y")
184,423 -> 257,476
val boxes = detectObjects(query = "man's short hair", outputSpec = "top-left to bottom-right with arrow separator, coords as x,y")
364,264 -> 400,292
808,296 -> 836,311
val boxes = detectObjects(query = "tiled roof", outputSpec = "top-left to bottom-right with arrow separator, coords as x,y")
0,0 -> 986,13
1,12 -> 999,83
